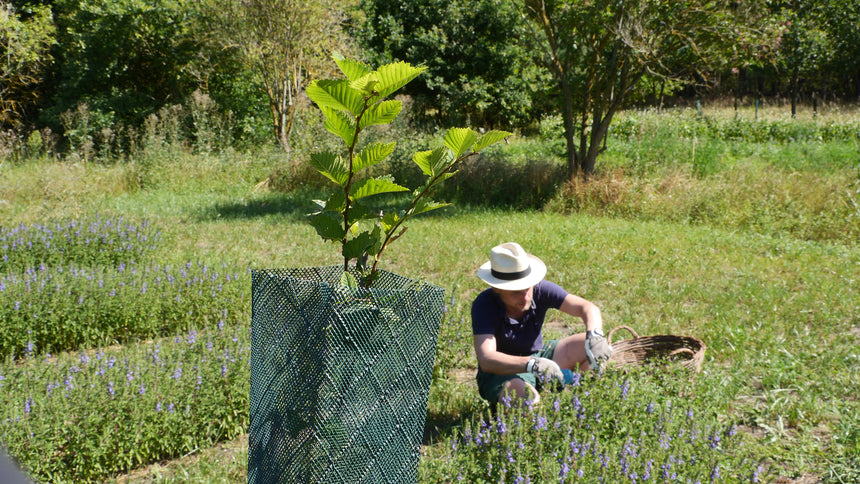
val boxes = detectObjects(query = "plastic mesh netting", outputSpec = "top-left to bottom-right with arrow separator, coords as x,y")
248,267 -> 444,484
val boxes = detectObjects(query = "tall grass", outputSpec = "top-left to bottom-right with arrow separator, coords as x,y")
545,107 -> 860,246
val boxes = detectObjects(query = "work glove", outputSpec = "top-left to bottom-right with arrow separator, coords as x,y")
526,356 -> 565,388
585,329 -> 613,370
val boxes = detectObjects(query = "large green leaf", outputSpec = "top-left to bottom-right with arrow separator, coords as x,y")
306,79 -> 364,116
323,190 -> 346,212
412,197 -> 451,216
349,177 -> 408,200
333,52 -> 372,82
343,228 -> 381,261
412,149 -> 434,176
321,106 -> 357,147
474,129 -> 513,152
412,146 -> 454,177
359,100 -> 402,130
344,201 -> 377,227
444,127 -> 479,157
380,210 -> 403,234
308,211 -> 345,241
350,73 -> 380,96
309,151 -> 348,186
374,61 -> 427,99
354,142 -> 396,172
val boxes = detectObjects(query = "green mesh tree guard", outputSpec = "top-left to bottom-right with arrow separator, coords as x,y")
248,267 -> 444,484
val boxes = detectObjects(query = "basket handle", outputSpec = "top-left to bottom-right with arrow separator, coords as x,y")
669,348 -> 695,360
608,325 -> 640,344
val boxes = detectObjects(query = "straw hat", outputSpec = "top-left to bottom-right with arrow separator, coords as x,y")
477,242 -> 547,291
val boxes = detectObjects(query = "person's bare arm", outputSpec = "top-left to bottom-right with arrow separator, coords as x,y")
473,333 -> 530,375
558,294 -> 603,332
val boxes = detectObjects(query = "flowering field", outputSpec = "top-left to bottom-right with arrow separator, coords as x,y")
0,216 -> 250,482
422,367 -> 764,483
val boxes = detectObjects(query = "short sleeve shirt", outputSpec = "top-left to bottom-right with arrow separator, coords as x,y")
471,280 -> 569,357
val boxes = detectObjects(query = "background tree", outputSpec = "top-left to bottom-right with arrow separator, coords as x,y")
0,1 -> 55,129
773,1 -> 830,117
357,0 -> 552,130
210,0 -> 356,152
46,0 -> 202,130
514,0 -> 772,177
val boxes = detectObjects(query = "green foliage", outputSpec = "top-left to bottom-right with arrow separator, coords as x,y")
207,0 -> 356,151
357,0 -> 552,129
0,2 -> 55,129
305,54 -> 512,284
47,0 -> 204,129
514,0 -> 770,175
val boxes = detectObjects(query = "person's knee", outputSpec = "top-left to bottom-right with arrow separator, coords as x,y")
499,378 -> 540,405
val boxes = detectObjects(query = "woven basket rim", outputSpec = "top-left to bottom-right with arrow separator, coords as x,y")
607,325 -> 706,372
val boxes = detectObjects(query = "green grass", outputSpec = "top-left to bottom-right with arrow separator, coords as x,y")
1,108 -> 859,481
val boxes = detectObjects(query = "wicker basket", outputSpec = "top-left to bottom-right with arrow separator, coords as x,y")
606,325 -> 706,372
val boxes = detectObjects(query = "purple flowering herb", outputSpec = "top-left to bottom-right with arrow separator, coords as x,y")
709,432 -> 721,449
107,381 -> 114,397
559,462 -> 570,482
752,465 -> 763,482
139,384 -> 146,395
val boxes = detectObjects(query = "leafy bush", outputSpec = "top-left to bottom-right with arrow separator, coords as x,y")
0,216 -> 160,273
0,261 -> 249,357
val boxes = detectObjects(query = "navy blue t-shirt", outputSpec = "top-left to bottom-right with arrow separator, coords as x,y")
471,280 -> 568,357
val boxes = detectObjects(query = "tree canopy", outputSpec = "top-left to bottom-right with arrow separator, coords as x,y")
513,0 -> 774,176
1,0 -> 858,166
1,1 -> 54,129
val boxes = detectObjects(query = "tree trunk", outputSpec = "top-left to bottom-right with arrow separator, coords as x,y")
558,71 -> 579,179
790,70 -> 798,119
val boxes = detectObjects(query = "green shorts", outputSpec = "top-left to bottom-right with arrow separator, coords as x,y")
476,339 -> 559,403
